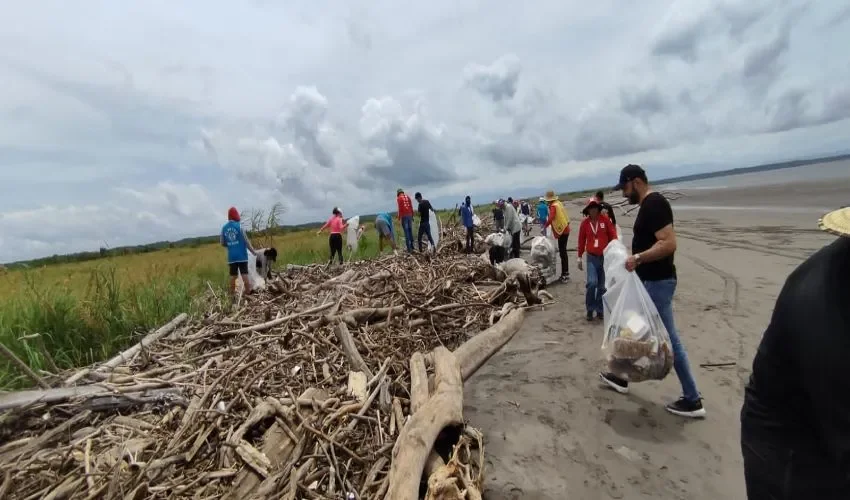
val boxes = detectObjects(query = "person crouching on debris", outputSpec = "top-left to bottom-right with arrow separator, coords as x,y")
254,247 -> 278,280
317,207 -> 348,265
374,211 -> 398,254
577,197 -> 617,321
221,206 -> 257,297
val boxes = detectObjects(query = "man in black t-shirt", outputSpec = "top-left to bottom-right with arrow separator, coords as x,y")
599,164 -> 706,418
740,208 -> 850,498
595,190 -> 617,227
414,192 -> 436,252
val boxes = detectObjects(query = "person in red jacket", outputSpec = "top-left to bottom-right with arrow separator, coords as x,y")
396,188 -> 415,252
577,197 -> 617,321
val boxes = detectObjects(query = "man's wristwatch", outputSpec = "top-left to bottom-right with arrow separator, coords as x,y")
634,253 -> 642,265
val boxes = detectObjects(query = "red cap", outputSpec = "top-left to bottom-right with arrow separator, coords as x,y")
228,207 -> 240,222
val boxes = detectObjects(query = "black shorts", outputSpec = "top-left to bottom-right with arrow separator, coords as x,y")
229,261 -> 249,277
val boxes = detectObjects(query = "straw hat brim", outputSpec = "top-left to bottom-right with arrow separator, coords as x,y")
818,207 -> 850,237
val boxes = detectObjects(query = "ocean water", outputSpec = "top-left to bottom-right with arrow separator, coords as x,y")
663,158 -> 850,191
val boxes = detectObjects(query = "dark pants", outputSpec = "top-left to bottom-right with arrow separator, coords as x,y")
489,245 -> 506,265
557,232 -> 569,277
510,231 -> 521,259
465,226 -> 474,252
228,261 -> 249,277
401,216 -> 414,252
418,221 -> 435,252
741,429 -> 848,499
328,233 -> 343,264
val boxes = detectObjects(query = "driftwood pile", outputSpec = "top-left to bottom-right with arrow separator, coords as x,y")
0,240 -> 542,499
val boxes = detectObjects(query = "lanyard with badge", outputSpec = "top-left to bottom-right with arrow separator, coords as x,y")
589,220 -> 600,249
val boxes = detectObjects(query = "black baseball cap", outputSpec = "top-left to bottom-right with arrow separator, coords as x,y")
614,164 -> 647,190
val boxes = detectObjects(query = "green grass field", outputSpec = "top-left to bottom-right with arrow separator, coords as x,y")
0,215 -> 435,389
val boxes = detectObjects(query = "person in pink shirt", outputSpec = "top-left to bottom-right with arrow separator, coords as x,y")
317,207 -> 348,265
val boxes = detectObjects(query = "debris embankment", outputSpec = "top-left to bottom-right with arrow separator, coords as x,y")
0,222 -> 543,499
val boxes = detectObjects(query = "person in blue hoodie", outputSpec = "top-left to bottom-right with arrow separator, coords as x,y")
221,206 -> 257,298
537,197 -> 549,232
374,211 -> 398,253
459,195 -> 475,253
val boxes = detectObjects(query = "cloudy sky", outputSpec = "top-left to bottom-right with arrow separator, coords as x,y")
1,0 -> 849,262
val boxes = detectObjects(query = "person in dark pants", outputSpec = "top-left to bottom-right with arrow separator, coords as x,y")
317,207 -> 348,265
220,206 -> 257,298
415,192 -> 436,252
503,197 -> 522,259
540,190 -> 571,282
492,201 -> 505,231
599,164 -> 705,418
459,196 -> 475,253
740,206 -> 850,499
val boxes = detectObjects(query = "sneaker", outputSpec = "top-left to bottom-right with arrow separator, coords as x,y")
665,398 -> 707,418
559,274 -> 570,283
597,311 -> 604,321
599,372 -> 629,394
586,311 -> 594,321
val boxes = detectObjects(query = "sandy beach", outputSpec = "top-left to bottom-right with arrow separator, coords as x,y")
464,177 -> 846,499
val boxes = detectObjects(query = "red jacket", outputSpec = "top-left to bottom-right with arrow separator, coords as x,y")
396,194 -> 414,219
577,215 -> 617,258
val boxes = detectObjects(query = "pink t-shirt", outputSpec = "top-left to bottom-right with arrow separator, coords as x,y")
327,216 -> 345,234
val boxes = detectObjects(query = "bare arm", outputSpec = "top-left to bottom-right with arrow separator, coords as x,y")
636,224 -> 677,263
243,229 -> 257,255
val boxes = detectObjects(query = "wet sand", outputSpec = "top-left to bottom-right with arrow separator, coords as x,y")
464,177 -> 845,499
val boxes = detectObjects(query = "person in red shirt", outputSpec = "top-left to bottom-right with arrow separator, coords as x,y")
396,188 -> 415,252
577,197 -> 617,321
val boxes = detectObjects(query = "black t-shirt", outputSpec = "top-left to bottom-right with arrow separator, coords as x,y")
492,207 -> 504,221
632,192 -> 676,281
417,199 -> 433,220
741,237 -> 850,466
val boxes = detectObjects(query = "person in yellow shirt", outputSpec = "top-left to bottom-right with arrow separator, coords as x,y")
541,190 -> 571,282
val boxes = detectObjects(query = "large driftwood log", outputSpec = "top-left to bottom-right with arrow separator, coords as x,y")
386,347 -> 463,500
454,308 -> 525,381
409,352 -> 447,479
0,383 -> 174,412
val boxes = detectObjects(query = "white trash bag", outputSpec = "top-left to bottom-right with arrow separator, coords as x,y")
484,231 -> 512,249
235,252 -> 267,294
602,239 -> 630,291
528,236 -> 558,282
601,270 -> 673,382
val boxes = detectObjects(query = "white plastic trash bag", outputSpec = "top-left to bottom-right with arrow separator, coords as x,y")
601,271 -> 672,382
236,252 -> 267,293
484,231 -> 512,249
528,236 -> 558,282
602,239 -> 630,291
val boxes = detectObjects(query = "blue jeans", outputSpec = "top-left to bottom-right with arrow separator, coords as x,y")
418,221 -> 435,251
642,278 -> 700,402
401,216 -> 414,251
585,254 -> 605,314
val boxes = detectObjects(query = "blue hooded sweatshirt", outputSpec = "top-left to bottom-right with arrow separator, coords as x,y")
460,203 -> 474,228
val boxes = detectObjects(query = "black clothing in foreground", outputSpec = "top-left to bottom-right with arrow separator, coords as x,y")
599,201 -> 617,226
417,199 -> 434,220
328,233 -> 343,264
740,237 -> 850,498
632,192 -> 676,281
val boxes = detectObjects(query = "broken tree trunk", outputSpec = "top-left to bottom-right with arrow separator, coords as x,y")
229,388 -> 327,498
386,346 -> 463,500
408,352 -> 447,478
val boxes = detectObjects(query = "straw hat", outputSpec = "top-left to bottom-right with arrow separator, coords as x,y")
818,206 -> 850,237
543,190 -> 559,202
